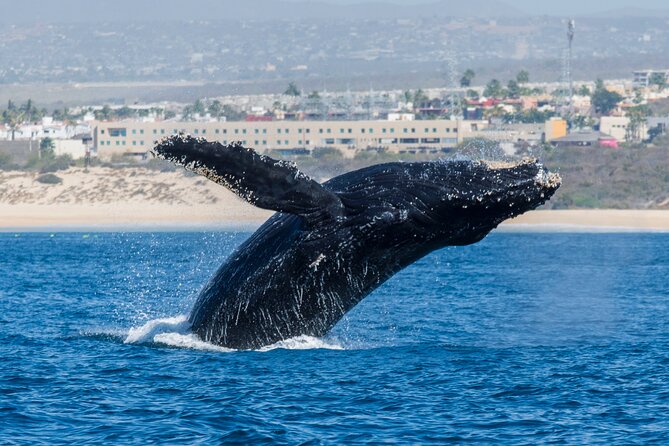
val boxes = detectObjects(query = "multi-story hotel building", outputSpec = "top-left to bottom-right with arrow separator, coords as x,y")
94,119 -> 490,159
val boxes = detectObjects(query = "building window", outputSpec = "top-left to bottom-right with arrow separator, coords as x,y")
278,129 -> 282,134
242,129 -> 247,134
369,129 -> 373,134
254,129 -> 259,134
141,141 -> 145,145
411,128 -> 416,133
262,129 -> 267,134
390,128 -> 395,133
327,129 -> 331,134
132,141 -> 136,146
235,129 -> 239,134
403,128 -> 408,133
140,129 -> 144,134
362,129 -> 365,133
277,141 -> 281,145
194,129 -> 199,134
262,140 -> 267,145
215,129 -> 220,134
285,129 -> 289,134
306,129 -> 310,134
132,129 -> 137,135
382,128 -> 386,133
348,128 -> 352,134
202,130 -> 206,135
223,129 -> 227,134
153,129 -> 157,134
285,140 -> 289,145
101,130 -> 105,134
298,129 -> 303,134
319,129 -> 323,134
161,129 -> 165,134
109,128 -> 127,137
433,128 -> 437,133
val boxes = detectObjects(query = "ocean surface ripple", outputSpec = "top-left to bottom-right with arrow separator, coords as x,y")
1,232 -> 668,444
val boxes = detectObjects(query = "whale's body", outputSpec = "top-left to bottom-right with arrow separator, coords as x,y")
154,136 -> 561,350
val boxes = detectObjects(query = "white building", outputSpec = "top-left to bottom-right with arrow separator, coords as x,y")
600,116 -> 648,142
633,69 -> 669,89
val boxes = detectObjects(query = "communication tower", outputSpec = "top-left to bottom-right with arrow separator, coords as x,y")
561,19 -> 576,122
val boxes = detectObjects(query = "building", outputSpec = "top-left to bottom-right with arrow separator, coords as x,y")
600,116 -> 648,142
93,119 -> 490,159
633,69 -> 669,88
460,118 -> 567,148
551,131 -> 618,148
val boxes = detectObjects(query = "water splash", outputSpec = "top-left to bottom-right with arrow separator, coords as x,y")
125,315 -> 192,344
124,315 -> 343,352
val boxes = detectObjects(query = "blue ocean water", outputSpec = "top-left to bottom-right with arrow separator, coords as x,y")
1,231 -> 668,444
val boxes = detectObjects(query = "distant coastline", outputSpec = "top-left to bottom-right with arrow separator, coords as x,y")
1,168 -> 668,232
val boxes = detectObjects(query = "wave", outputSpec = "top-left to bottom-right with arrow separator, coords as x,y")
124,315 -> 343,352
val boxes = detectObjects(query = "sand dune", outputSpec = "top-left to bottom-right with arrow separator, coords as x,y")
0,168 -> 667,231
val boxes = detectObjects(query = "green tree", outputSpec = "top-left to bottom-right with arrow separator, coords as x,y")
507,80 -> 521,99
193,99 -> 206,115
413,89 -> 429,108
208,100 -> 223,118
460,69 -> 475,88
1,107 -> 25,140
284,82 -> 301,97
40,137 -> 55,159
649,72 -> 667,91
625,105 -> 651,143
466,89 -> 480,100
483,79 -> 504,98
516,70 -> 530,84
578,85 -> 591,96
308,91 -> 320,99
591,80 -> 623,116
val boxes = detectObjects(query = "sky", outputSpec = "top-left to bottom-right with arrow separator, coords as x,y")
309,0 -> 669,15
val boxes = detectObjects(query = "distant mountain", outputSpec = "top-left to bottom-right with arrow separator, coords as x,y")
0,0 -> 524,23
588,7 -> 669,18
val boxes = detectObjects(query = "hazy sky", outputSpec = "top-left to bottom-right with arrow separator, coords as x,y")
309,0 -> 668,15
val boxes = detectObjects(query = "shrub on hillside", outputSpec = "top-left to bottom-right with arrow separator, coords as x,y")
39,155 -> 73,173
36,173 -> 63,184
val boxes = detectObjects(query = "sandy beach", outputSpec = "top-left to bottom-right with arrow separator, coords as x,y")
1,168 -> 667,231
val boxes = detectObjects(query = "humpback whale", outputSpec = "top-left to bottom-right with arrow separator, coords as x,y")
154,135 -> 561,350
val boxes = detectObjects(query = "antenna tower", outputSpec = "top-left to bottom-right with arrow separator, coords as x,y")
564,19 -> 576,121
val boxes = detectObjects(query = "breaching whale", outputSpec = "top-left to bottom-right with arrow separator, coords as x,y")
153,135 -> 561,350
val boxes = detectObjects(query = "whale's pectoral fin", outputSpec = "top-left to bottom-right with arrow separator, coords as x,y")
153,135 -> 344,224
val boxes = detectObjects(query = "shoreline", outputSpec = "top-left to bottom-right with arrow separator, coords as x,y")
1,206 -> 668,232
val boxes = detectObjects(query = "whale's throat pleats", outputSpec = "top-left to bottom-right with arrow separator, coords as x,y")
153,135 -> 344,226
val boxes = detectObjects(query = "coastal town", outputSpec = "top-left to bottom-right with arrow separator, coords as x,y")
1,68 -> 668,166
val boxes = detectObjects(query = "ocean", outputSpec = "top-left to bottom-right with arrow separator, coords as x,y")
1,231 -> 668,444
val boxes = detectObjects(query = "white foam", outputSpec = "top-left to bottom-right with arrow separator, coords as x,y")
125,315 -> 343,352
153,332 -> 234,352
124,315 -> 192,344
259,335 -> 344,352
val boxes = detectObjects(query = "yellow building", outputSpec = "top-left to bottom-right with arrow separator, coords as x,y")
544,118 -> 568,142
94,119 -> 489,159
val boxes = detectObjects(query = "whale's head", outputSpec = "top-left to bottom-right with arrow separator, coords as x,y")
405,158 -> 561,246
